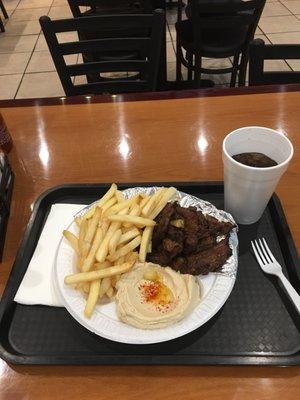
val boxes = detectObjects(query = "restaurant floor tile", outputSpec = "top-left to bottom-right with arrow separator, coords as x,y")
9,7 -> 50,21
17,0 -> 53,10
261,2 -> 292,16
2,0 -> 21,11
26,50 -> 77,73
259,15 -> 300,33
0,34 -> 38,52
0,2 -> 299,99
52,0 -> 68,5
167,61 -> 177,81
167,41 -> 176,63
47,5 -> 73,19
0,73 -> 22,98
34,32 -> 48,51
281,0 -> 300,14
3,19 -> 41,35
16,71 -> 64,98
0,51 -> 31,74
287,59 -> 300,68
264,59 -> 292,70
267,30 -> 300,43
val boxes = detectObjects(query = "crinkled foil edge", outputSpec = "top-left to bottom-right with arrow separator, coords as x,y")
76,187 -> 238,279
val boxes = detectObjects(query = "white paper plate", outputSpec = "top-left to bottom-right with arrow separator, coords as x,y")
54,190 -> 237,344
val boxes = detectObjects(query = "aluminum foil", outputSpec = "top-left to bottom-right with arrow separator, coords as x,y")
76,187 -> 238,279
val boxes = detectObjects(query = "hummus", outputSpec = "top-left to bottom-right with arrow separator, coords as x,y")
115,263 -> 201,329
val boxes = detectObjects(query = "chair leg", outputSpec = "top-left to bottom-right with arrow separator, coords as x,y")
238,53 -> 248,86
0,0 -> 8,19
230,54 -> 239,87
194,53 -> 202,87
176,41 -> 182,82
0,17 -> 4,32
157,15 -> 167,88
176,56 -> 182,82
187,52 -> 193,81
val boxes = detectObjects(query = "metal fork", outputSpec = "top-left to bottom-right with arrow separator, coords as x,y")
251,238 -> 300,313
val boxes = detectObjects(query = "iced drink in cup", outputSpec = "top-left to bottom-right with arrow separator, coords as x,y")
222,126 -> 294,225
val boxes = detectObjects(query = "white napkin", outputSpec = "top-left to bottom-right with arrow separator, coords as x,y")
14,203 -> 87,307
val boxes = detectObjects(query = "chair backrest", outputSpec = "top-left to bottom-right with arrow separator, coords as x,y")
39,12 -> 165,96
249,38 -> 300,85
187,0 -> 266,53
67,0 -> 153,17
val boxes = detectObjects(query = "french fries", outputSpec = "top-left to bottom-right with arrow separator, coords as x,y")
78,218 -> 88,255
102,197 -> 117,213
118,227 -> 140,245
126,251 -> 139,263
85,207 -> 102,244
107,236 -> 142,262
108,228 -> 122,256
104,195 -> 140,216
64,262 -> 134,285
96,221 -> 120,263
139,195 -> 151,209
115,190 -> 125,203
139,226 -> 153,263
63,230 -> 79,253
62,183 -> 177,318
83,183 -> 117,220
123,204 -> 141,228
82,226 -> 104,272
106,286 -> 114,298
107,215 -> 155,227
149,187 -> 177,219
142,187 -> 164,217
84,279 -> 101,318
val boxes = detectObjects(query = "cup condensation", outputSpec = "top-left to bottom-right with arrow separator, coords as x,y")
222,126 -> 294,225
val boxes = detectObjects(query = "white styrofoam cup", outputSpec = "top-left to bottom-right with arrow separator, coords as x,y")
222,126 -> 294,225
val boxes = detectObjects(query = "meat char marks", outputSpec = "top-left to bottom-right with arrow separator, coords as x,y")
147,202 -> 234,275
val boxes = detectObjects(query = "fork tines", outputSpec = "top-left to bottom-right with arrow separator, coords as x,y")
251,238 -> 276,266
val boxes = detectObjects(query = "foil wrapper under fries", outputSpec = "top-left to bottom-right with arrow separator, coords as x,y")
63,184 -> 238,319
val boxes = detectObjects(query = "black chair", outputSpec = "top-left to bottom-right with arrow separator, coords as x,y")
39,12 -> 165,96
0,0 -> 8,18
249,38 -> 300,86
166,0 -> 185,9
66,0 -> 169,88
67,0 -> 153,17
67,1 -> 156,44
175,0 -> 266,87
67,0 -> 166,18
0,0 -> 8,33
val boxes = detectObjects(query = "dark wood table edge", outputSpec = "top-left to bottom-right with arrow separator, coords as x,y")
0,84 -> 300,108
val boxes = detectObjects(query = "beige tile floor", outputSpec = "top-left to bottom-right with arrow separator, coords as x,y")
0,0 -> 299,99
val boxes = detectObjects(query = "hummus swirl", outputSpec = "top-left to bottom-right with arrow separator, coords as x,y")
116,263 -> 200,329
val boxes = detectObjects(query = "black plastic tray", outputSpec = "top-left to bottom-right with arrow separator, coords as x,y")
0,182 -> 299,365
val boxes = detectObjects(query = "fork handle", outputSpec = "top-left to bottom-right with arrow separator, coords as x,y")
278,273 -> 300,313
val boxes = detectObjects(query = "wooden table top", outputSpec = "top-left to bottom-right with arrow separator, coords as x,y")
0,85 -> 299,400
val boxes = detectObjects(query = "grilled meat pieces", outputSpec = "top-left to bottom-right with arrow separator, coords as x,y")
172,238 -> 231,275
147,202 -> 234,275
152,202 -> 175,246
